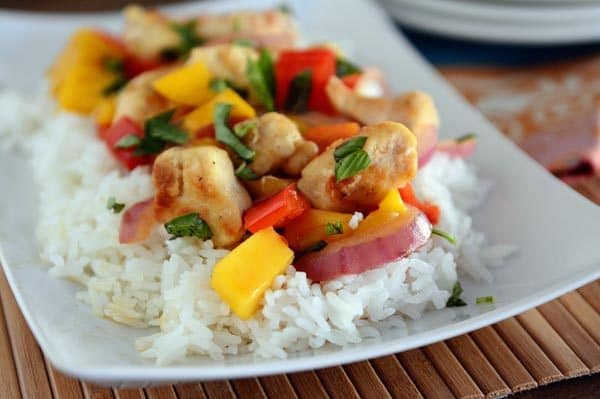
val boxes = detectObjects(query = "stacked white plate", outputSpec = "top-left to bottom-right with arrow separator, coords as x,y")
380,0 -> 600,44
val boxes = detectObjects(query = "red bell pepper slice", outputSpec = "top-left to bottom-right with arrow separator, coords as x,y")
399,184 -> 441,225
244,184 -> 311,233
101,116 -> 153,170
275,48 -> 336,114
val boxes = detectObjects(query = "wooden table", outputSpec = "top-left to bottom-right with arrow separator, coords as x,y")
1,1 -> 599,397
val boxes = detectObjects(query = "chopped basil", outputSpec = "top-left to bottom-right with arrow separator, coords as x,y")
335,57 -> 361,77
106,196 -> 125,214
456,132 -> 477,143
114,134 -> 141,149
210,78 -> 231,93
233,120 -> 257,138
134,109 -> 189,156
101,57 -> 128,96
476,296 -> 495,305
284,69 -> 312,113
247,49 -> 275,111
335,150 -> 371,182
235,162 -> 259,180
334,136 -> 368,161
168,21 -> 203,59
103,57 -> 124,73
213,103 -> 256,161
431,228 -> 457,245
333,136 -> 371,182
278,4 -> 292,14
101,75 -> 128,96
233,38 -> 253,47
446,281 -> 467,307
325,221 -> 343,236
164,213 -> 213,240
304,240 -> 327,253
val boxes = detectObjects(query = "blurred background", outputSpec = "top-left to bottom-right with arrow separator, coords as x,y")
2,0 -> 598,194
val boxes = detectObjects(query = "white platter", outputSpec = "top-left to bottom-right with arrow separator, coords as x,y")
0,0 -> 599,387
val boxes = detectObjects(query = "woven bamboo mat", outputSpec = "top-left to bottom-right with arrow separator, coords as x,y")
0,268 -> 598,399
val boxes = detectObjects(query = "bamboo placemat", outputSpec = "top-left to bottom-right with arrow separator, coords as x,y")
0,268 -> 598,399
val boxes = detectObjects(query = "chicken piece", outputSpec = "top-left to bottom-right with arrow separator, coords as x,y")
122,5 -> 181,60
113,68 -> 171,125
187,44 -> 258,89
152,146 -> 252,248
297,122 -> 417,212
241,113 -> 318,176
195,10 -> 298,50
326,75 -> 439,131
282,140 -> 319,175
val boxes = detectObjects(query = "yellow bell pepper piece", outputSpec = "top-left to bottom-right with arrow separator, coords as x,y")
56,63 -> 117,114
283,209 -> 354,251
48,29 -> 124,96
378,189 -> 407,213
183,89 -> 256,133
94,96 -> 116,126
211,228 -> 294,320
152,62 -> 214,106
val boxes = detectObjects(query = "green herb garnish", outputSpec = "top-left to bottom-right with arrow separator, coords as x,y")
210,78 -> 231,93
476,296 -> 495,305
333,136 -> 371,182
133,109 -> 189,156
235,162 -> 259,180
247,49 -> 275,111
106,196 -> 125,214
233,38 -> 254,47
104,57 -> 124,73
278,4 -> 292,14
334,136 -> 367,161
164,213 -> 213,240
432,228 -> 457,245
114,134 -> 142,149
325,221 -> 344,236
285,69 -> 312,113
335,57 -> 361,77
456,132 -> 477,143
446,281 -> 467,307
214,103 -> 256,161
101,75 -> 128,96
233,120 -> 257,138
101,57 -> 128,96
304,240 -> 328,253
160,21 -> 203,61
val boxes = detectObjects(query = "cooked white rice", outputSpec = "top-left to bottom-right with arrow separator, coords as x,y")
0,90 -> 514,365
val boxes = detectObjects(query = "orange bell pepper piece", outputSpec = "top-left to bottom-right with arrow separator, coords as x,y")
302,122 -> 360,151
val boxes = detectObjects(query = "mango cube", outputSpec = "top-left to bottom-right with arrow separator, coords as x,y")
183,88 -> 256,133
56,63 -> 116,114
152,62 -> 214,106
211,228 -> 293,320
378,189 -> 407,213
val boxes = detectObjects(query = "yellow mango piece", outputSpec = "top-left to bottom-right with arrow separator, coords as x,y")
378,189 -> 407,213
48,29 -> 124,96
211,228 -> 294,320
183,89 -> 256,133
152,62 -> 214,106
56,63 -> 116,114
94,96 -> 116,126
354,209 -> 400,235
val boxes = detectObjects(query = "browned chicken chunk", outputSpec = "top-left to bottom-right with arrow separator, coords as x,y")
113,68 -> 171,125
297,122 -> 417,212
241,113 -> 318,176
152,146 -> 252,248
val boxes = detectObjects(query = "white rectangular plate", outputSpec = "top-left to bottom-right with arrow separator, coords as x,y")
0,0 -> 599,387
